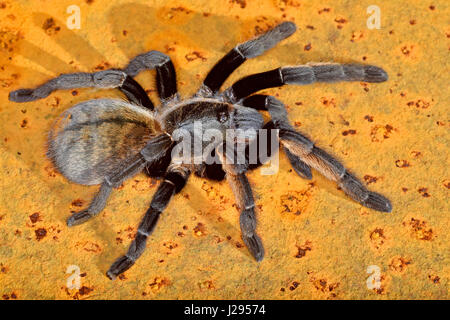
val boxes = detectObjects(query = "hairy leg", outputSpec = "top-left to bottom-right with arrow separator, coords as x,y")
106,163 -> 190,280
66,152 -> 147,226
280,128 -> 392,212
242,95 -> 312,179
124,50 -> 177,101
67,134 -> 173,226
217,144 -> 264,261
243,95 -> 391,212
198,22 -> 297,96
223,63 -> 388,103
9,69 -> 154,110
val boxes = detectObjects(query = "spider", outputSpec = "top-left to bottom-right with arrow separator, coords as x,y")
9,22 -> 392,280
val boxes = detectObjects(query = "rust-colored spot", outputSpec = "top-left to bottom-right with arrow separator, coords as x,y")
334,18 -> 347,24
320,97 -> 336,107
29,212 -> 41,223
35,228 -> 47,241
78,286 -> 93,296
401,45 -> 413,56
370,228 -> 386,250
443,179 -> 450,189
193,223 -> 207,237
185,51 -> 207,62
407,218 -> 433,241
46,96 -> 60,108
411,151 -> 422,158
94,61 -> 111,71
370,124 -> 395,142
318,8 -> 330,14
295,241 -> 312,258
118,274 -> 127,281
42,18 -> 60,35
406,99 -> 430,109
342,129 -> 356,136
0,263 -> 8,274
71,199 -> 85,207
350,31 -> 364,42
311,277 -> 340,295
20,118 -> 28,128
75,241 -> 102,253
230,0 -> 246,8
364,115 -> 374,122
389,257 -> 411,273
280,187 -> 314,216
304,43 -> 312,51
198,280 -> 215,290
395,160 -> 410,168
289,281 -> 300,291
148,277 -> 170,292
418,187 -> 431,198
364,175 -> 378,185
428,275 -> 440,284
163,241 -> 178,251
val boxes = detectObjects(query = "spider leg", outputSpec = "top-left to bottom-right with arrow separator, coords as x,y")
245,95 -> 392,212
242,95 -> 312,179
124,51 -> 178,101
9,69 -> 154,110
197,22 -> 297,96
217,144 -> 264,261
223,63 -> 388,103
67,134 -> 173,226
106,163 -> 190,280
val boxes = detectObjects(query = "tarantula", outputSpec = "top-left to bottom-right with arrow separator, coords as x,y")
9,22 -> 392,280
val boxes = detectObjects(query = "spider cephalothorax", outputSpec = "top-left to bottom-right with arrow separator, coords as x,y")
9,22 -> 392,280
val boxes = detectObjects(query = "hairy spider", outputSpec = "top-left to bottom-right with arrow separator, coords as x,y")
9,22 -> 392,280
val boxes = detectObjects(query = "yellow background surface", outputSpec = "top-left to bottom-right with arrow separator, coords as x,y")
0,0 -> 448,299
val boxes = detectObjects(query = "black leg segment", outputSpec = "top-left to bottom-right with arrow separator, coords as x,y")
106,165 -> 190,280
199,22 -> 297,95
119,75 -> 154,110
224,63 -> 388,103
124,50 -> 178,101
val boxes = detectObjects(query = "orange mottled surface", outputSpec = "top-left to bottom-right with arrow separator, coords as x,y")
0,0 -> 448,299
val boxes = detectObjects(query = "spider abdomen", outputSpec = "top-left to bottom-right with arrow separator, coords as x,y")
47,98 -> 160,185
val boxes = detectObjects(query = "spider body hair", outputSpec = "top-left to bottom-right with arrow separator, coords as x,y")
47,97 -> 262,185
9,21 -> 392,280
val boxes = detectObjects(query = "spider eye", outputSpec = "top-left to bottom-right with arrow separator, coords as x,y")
217,111 -> 229,123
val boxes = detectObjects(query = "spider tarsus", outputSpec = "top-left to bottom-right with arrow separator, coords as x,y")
9,88 -> 36,102
362,192 -> 393,213
363,65 -> 388,82
106,256 -> 135,280
237,21 -> 297,59
66,210 -> 92,227
242,234 -> 264,262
